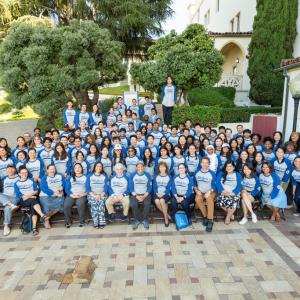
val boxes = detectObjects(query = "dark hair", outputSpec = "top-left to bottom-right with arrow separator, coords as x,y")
262,161 -> 273,174
17,150 -> 28,161
46,164 -> 56,171
88,144 -> 101,160
222,160 -> 235,184
251,133 -> 262,142
112,148 -> 126,166
242,164 -> 256,178
263,136 -> 274,146
159,146 -> 169,157
53,142 -> 68,160
43,137 -> 53,144
100,137 -> 111,150
93,161 -> 104,174
93,104 -> 101,117
273,131 -> 283,144
72,163 -> 83,181
143,147 -> 154,167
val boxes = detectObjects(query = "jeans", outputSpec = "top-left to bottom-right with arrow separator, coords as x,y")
162,105 -> 173,126
0,194 -> 19,225
130,194 -> 151,222
64,196 -> 87,224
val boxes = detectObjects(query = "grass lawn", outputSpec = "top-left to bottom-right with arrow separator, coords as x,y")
0,90 -> 39,122
99,84 -> 130,95
99,84 -> 150,97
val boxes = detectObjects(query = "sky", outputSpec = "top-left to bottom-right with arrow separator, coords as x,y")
163,0 -> 190,35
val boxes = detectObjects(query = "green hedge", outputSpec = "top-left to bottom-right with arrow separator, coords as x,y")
173,105 -> 221,127
187,87 -> 236,107
100,97 -> 117,115
220,106 -> 282,123
173,105 -> 282,126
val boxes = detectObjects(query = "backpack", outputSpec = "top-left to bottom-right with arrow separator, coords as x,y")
174,211 -> 190,231
20,212 -> 32,234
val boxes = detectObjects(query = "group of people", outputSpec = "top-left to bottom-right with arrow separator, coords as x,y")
0,84 -> 299,236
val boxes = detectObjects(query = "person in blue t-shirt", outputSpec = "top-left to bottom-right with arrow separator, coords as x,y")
171,163 -> 194,224
14,166 -> 49,236
129,161 -> 152,230
291,156 -> 300,215
64,163 -> 87,227
194,157 -> 217,232
239,164 -> 260,225
39,165 -> 65,229
216,161 -> 242,225
259,162 -> 287,221
0,165 -> 19,236
87,162 -> 108,229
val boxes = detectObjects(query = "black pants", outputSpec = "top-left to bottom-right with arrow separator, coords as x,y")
130,194 -> 151,222
162,105 -> 173,126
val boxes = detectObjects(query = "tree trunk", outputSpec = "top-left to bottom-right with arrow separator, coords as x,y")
79,90 -> 92,110
92,87 -> 99,106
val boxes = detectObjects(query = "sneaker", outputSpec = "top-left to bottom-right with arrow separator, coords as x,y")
79,222 -> 85,227
239,217 -> 248,225
65,223 -> 71,228
293,213 -> 300,217
251,213 -> 258,223
142,219 -> 149,230
120,214 -> 127,222
202,217 -> 208,227
3,225 -> 10,236
132,221 -> 140,230
206,220 -> 213,232
108,214 -> 116,223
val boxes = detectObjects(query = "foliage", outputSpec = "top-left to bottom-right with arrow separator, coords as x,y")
0,19 -> 125,128
172,105 -> 222,127
216,87 -> 236,101
187,87 -> 235,107
0,102 -> 13,113
247,0 -> 298,106
99,98 -> 117,115
220,106 -> 282,123
2,0 -> 173,54
173,105 -> 282,125
130,24 -> 223,105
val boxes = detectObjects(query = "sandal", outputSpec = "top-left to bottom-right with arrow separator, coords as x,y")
41,215 -> 49,223
32,228 -> 39,236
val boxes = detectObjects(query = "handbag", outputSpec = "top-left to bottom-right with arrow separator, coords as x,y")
174,211 -> 189,231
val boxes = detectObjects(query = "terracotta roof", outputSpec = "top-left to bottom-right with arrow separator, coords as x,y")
208,31 -> 252,37
280,57 -> 300,68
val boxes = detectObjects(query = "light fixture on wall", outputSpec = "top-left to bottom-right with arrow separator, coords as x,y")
289,74 -> 300,131
233,58 -> 240,74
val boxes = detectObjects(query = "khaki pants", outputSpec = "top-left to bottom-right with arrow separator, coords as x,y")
105,195 -> 130,216
195,192 -> 216,220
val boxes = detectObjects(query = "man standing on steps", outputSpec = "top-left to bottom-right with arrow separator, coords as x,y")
162,76 -> 177,126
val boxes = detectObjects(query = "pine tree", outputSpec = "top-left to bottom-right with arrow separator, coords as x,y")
247,0 -> 298,106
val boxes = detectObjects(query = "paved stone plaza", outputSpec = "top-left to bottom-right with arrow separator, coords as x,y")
1,215 -> 300,300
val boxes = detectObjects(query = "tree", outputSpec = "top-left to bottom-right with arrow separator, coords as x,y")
130,24 -> 224,105
247,0 -> 298,106
0,18 -> 125,128
18,0 -> 173,55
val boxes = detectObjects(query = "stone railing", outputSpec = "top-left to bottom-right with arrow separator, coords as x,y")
217,75 -> 243,90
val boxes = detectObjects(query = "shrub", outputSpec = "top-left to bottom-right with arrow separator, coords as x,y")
187,87 -> 235,107
217,87 -> 236,101
220,107 -> 282,123
173,105 -> 282,125
0,103 -> 13,114
173,105 -> 221,127
100,98 -> 117,115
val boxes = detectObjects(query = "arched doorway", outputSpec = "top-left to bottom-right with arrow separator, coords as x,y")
219,42 -> 244,90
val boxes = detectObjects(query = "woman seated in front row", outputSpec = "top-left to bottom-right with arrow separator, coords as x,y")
171,163 -> 194,224
14,166 -> 49,236
216,161 -> 242,225
259,162 -> 287,221
39,164 -> 65,229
